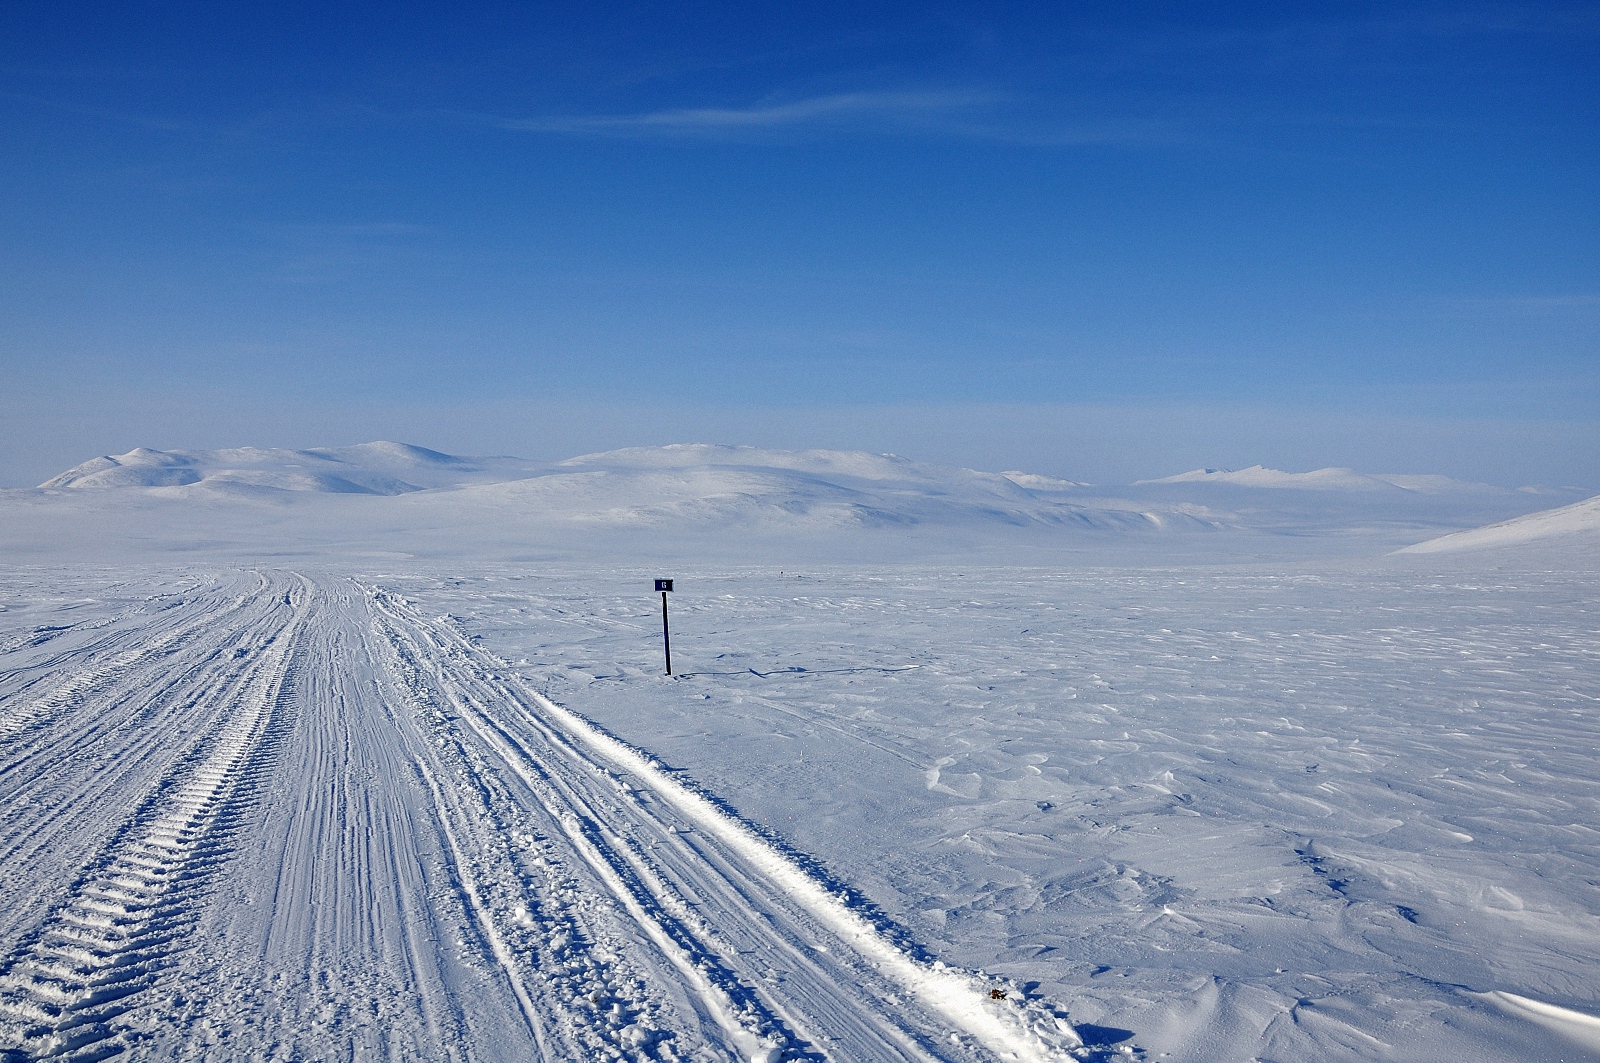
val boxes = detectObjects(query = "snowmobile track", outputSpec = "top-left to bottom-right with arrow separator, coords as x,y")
366,585 -> 1083,1063
0,572 -> 1084,1061
0,577 -> 308,1061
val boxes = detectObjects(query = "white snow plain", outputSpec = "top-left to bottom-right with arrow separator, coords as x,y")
1,443 -> 1597,1062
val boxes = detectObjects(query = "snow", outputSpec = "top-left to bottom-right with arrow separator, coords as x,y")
1135,466 -> 1504,493
14,444 -> 1590,565
1,442 -> 1598,1061
1002,473 -> 1091,491
40,441 -> 548,495
1477,992 -> 1600,1054
1400,493 -> 1600,553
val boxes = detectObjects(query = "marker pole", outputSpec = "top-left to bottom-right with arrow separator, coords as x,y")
660,591 -> 672,675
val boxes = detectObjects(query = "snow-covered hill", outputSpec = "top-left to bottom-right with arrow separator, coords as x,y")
1400,492 -> 1600,553
39,441 -> 549,494
1140,464 -> 1507,493
12,443 -> 1592,562
1117,464 -> 1589,543
32,442 -> 1213,536
441,443 -> 1202,533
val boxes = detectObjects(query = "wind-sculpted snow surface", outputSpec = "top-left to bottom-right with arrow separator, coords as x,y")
0,570 -> 1086,1062
391,559 -> 1600,1063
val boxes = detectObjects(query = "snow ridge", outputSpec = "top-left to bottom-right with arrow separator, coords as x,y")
526,686 -> 1085,1062
1400,492 -> 1600,552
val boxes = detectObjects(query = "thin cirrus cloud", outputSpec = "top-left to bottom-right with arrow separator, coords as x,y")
495,89 -> 998,137
482,89 -> 1172,147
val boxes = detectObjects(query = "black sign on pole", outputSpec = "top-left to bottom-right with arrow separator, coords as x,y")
655,580 -> 674,674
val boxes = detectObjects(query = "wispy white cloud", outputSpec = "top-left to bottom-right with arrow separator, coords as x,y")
495,90 -> 997,136
475,89 -> 1173,146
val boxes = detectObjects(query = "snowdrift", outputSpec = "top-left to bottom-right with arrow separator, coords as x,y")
1399,492 -> 1600,553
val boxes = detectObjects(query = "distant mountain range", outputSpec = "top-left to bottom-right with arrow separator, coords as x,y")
1136,465 -> 1509,494
21,443 -> 1597,557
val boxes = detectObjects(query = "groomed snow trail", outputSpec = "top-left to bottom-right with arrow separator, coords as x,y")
0,572 -> 1084,1062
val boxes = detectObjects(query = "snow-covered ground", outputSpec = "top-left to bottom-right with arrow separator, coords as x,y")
1,444 -> 1597,1061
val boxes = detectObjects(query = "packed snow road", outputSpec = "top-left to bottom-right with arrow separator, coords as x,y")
0,571 -> 1081,1062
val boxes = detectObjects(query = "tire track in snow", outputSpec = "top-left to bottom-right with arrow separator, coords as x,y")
0,577 -> 294,963
0,614 -> 122,671
409,743 -> 555,1055
0,625 -> 199,747
375,598 -> 795,1058
368,586 -> 1086,1062
0,578 -> 192,666
374,603 -> 692,1061
152,591 -> 488,1060
0,581 -> 241,747
0,576 -> 309,1062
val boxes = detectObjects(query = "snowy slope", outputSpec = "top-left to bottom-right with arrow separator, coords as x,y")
17,443 -> 1230,567
39,441 -> 549,495
1399,492 -> 1600,553
1114,465 -> 1590,545
437,444 -> 1204,534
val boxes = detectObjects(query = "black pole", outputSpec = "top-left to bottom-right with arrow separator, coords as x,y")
661,591 -> 672,675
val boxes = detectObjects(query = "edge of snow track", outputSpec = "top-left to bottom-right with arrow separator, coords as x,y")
366,585 -> 1086,1063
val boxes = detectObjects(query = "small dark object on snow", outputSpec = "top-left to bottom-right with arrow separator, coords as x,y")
989,989 -> 1007,1000
655,580 -> 674,674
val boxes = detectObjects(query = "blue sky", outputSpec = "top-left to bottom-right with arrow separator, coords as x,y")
2,1 -> 1596,486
